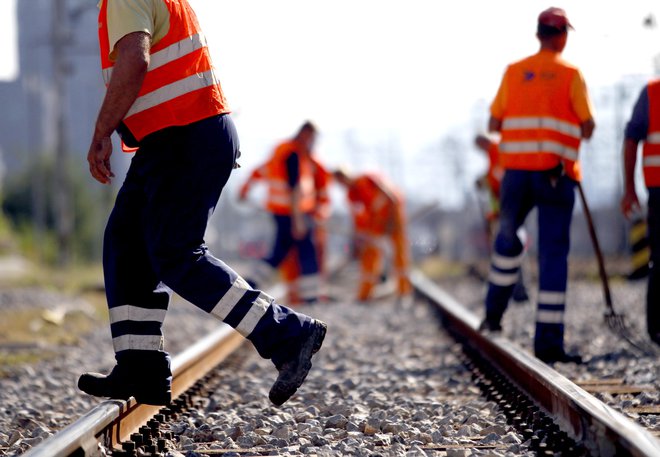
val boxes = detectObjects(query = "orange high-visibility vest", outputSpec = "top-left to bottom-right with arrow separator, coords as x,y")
498,52 -> 584,180
644,80 -> 660,187
264,140 -> 316,216
98,0 -> 229,144
349,174 -> 402,235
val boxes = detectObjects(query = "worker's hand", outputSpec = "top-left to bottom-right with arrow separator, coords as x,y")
87,136 -> 115,184
620,189 -> 640,220
292,214 -> 308,240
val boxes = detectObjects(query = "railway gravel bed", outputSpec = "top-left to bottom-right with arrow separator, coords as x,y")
160,298 -> 533,456
1,265 -> 658,456
2,283 -> 536,456
435,269 -> 660,438
0,295 -> 220,456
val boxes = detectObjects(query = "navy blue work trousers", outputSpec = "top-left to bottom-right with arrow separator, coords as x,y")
265,214 -> 319,275
485,169 -> 575,354
647,187 -> 660,341
104,114 -> 312,366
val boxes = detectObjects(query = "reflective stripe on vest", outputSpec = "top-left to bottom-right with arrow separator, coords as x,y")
502,116 -> 581,139
98,0 -> 229,143
644,81 -> 660,186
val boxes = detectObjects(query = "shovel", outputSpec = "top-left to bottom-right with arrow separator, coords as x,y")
577,182 -> 658,354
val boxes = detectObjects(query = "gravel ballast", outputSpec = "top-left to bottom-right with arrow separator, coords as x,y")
0,263 -> 658,456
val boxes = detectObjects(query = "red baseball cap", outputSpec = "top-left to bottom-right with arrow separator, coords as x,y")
538,7 -> 573,30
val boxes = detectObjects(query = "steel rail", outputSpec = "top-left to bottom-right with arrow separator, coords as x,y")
23,324 -> 246,457
410,269 -> 660,457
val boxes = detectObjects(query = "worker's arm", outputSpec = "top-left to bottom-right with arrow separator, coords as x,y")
239,167 -> 264,200
580,119 -> 595,140
620,139 -> 640,219
570,70 -> 596,140
620,86 -> 649,219
87,32 -> 150,184
488,116 -> 502,133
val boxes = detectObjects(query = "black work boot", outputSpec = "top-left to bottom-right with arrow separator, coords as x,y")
535,348 -> 582,365
78,350 -> 172,406
269,320 -> 327,406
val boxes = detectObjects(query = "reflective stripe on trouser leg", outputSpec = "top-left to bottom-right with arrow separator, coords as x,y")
296,273 -> 321,303
210,276 -> 271,337
534,289 -> 565,355
535,174 -> 574,354
485,250 -> 524,323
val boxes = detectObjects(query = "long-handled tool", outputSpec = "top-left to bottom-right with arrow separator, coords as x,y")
577,182 -> 659,355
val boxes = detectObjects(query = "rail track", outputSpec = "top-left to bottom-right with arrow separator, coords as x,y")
22,271 -> 660,457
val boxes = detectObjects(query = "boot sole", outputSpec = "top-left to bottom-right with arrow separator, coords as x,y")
78,373 -> 171,406
269,320 -> 327,406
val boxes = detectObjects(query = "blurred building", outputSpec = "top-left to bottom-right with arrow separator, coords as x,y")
0,0 -> 102,171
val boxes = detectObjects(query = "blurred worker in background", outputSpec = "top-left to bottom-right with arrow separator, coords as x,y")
239,122 -> 324,304
620,79 -> 660,347
80,0 -> 326,408
333,168 -> 411,303
474,133 -> 529,303
480,7 -> 595,364
239,127 -> 332,304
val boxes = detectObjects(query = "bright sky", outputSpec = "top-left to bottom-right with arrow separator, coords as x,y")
0,0 -> 17,81
187,1 -> 660,171
0,0 -> 659,203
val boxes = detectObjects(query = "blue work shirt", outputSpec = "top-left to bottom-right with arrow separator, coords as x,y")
625,86 -> 649,142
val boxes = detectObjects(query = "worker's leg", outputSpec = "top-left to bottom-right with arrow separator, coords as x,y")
533,174 -> 575,358
280,249 -> 301,304
647,187 -> 660,344
483,170 -> 535,328
78,146 -> 174,405
140,115 -> 324,404
392,226 -> 412,296
314,223 -> 327,274
357,237 -> 382,301
245,215 -> 295,287
293,215 -> 321,303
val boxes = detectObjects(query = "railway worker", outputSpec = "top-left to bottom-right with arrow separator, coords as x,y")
474,133 -> 505,224
239,134 -> 332,304
332,168 -> 412,302
79,0 -> 326,407
239,122 -> 325,304
480,7 -> 595,364
620,79 -> 660,347
474,133 -> 529,303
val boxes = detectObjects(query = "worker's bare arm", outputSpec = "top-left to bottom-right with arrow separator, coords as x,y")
580,119 -> 595,140
488,116 -> 502,133
87,32 -> 150,184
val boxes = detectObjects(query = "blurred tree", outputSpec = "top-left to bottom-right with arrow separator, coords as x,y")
2,156 -> 110,264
